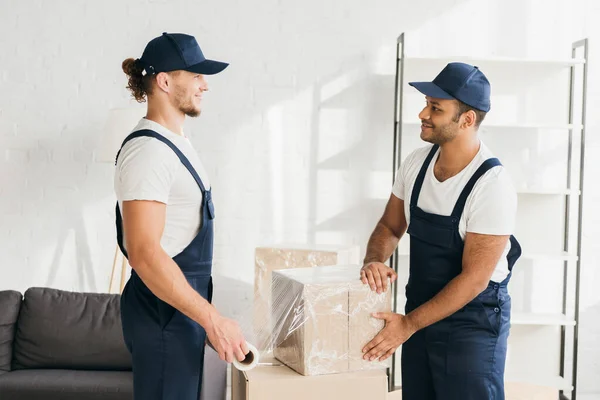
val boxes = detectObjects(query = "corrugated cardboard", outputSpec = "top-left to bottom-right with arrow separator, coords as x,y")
272,265 -> 391,376
348,281 -> 390,371
253,245 -> 360,350
231,361 -> 388,400
271,277 -> 349,375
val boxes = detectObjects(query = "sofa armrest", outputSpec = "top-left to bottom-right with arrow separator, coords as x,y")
0,291 -> 23,374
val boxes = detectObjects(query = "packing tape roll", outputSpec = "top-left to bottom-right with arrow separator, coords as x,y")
233,342 -> 260,371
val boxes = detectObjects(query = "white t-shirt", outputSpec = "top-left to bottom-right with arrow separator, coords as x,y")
114,118 -> 211,258
392,141 -> 518,283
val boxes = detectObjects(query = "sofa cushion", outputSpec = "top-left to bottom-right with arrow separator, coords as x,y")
0,291 -> 22,374
12,287 -> 131,370
0,369 -> 132,400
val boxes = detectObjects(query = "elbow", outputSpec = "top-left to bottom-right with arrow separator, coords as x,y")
462,271 -> 492,295
473,279 -> 490,294
391,228 -> 403,241
127,244 -> 159,272
380,221 -> 403,241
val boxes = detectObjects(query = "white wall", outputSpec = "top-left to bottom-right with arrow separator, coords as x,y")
1,0 -> 599,397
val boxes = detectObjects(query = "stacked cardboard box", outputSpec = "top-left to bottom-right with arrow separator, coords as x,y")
253,245 -> 360,350
231,362 -> 388,400
271,265 -> 391,376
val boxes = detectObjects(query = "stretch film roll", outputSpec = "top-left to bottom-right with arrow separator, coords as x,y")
207,341 -> 260,371
232,342 -> 260,371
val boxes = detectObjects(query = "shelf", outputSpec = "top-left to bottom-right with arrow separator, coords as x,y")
375,56 -> 585,77
505,375 -> 573,392
521,251 -> 578,262
393,293 -> 575,326
516,188 -> 580,196
511,312 -> 575,326
388,34 -> 589,396
374,56 -> 586,87
401,120 -> 583,131
396,251 -> 577,262
401,56 -> 586,68
392,295 -> 575,326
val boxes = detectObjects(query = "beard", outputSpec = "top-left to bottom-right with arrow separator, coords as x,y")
420,120 -> 458,145
173,85 -> 201,118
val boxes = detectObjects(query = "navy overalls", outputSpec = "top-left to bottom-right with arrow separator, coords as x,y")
115,129 -> 215,400
402,145 -> 522,400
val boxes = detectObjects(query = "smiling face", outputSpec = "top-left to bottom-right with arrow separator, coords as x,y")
418,96 -> 464,145
168,71 -> 208,118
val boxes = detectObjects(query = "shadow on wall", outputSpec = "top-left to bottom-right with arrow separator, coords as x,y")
183,0 -> 474,281
306,65 -> 395,247
0,0 -> 470,293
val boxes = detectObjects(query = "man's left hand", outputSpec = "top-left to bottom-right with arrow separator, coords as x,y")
362,312 -> 417,362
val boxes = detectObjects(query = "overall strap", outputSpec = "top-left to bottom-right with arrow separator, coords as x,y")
410,145 -> 439,208
115,129 -> 208,193
450,158 -> 502,219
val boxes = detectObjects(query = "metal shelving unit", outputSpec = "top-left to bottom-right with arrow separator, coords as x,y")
388,33 -> 589,400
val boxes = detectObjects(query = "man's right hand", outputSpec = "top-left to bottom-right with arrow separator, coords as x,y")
205,311 -> 249,364
361,262 -> 397,294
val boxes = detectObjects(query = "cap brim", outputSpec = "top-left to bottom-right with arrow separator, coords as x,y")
186,59 -> 229,75
408,82 -> 455,100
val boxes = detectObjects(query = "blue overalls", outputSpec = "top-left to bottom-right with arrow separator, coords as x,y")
402,144 -> 522,400
115,129 -> 215,400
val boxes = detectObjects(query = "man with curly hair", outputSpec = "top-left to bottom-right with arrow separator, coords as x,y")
115,32 -> 248,400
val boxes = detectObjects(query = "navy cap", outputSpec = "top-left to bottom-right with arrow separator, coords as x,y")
409,62 -> 491,112
137,32 -> 228,76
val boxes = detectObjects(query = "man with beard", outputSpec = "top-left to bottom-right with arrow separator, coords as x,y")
115,32 -> 248,400
360,62 -> 521,399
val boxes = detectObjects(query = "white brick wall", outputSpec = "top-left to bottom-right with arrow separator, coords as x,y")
1,0 -> 599,396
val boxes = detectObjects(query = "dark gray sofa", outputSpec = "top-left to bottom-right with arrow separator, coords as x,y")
0,287 -> 133,400
0,287 -> 228,400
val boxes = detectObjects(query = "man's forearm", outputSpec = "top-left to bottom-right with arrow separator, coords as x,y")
130,249 -> 216,330
405,272 -> 487,332
364,222 -> 402,265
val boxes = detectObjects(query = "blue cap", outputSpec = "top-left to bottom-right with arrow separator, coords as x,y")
409,62 -> 491,112
137,32 -> 228,76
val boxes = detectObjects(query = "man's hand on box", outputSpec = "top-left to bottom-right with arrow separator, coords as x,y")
360,262 -> 397,294
362,312 -> 416,362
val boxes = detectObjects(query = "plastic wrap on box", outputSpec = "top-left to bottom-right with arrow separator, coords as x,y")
269,265 -> 391,376
253,245 -> 360,351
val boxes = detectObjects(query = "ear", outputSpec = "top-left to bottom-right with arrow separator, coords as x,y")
461,110 -> 477,129
155,72 -> 171,93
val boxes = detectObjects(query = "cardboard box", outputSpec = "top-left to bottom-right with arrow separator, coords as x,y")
272,265 -> 391,376
253,245 -> 360,350
505,381 -> 558,400
231,362 -> 388,400
387,389 -> 402,399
